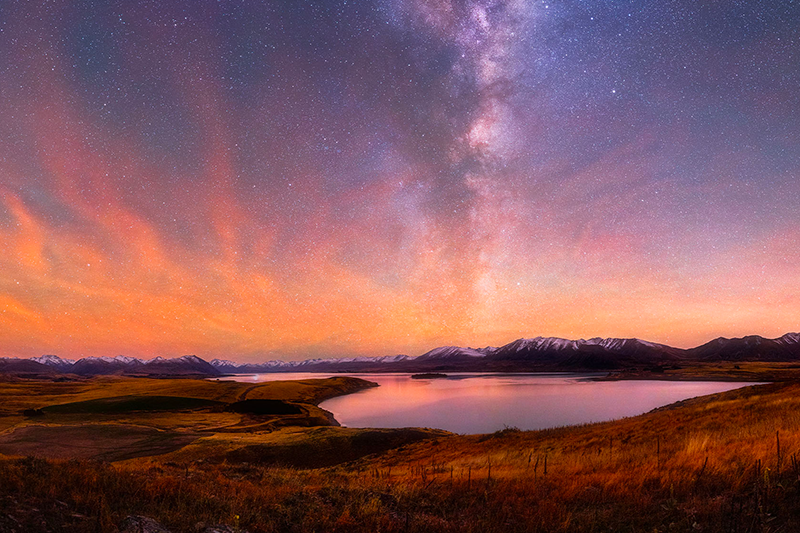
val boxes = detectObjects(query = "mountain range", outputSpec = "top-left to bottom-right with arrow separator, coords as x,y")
0,354 -> 219,377
2,333 -> 800,377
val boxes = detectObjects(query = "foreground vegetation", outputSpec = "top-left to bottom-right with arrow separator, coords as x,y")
3,375 -> 800,531
608,361 -> 800,382
0,376 -> 387,461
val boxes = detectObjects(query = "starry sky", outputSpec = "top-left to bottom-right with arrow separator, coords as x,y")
1,0 -> 799,361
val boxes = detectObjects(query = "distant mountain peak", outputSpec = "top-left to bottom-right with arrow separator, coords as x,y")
210,358 -> 241,367
31,354 -> 76,366
417,346 -> 490,360
11,332 -> 800,377
778,332 -> 800,344
506,337 -> 576,352
114,355 -> 143,364
177,355 -> 204,363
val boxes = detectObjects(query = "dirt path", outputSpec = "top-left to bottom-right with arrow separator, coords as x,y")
237,384 -> 261,401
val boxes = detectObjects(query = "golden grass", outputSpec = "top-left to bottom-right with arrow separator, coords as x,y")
239,377 -> 377,404
0,376 -> 378,465
610,361 -> 800,381
4,377 -> 800,531
0,375 -> 370,416
0,376 -> 243,414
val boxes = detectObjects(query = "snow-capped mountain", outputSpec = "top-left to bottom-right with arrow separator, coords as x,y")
206,333 -> 800,373
210,358 -> 243,370
201,336 -> 684,373
416,346 -> 492,360
486,336 -> 683,370
140,355 -> 219,375
0,357 -> 55,373
776,332 -> 800,346
4,332 -> 799,377
70,355 -> 143,375
373,354 -> 411,363
686,333 -> 800,361
493,336 -> 667,356
114,355 -> 143,364
30,354 -> 76,369
80,355 -> 143,364
23,353 -> 219,376
207,354 -> 413,374
502,337 -> 577,352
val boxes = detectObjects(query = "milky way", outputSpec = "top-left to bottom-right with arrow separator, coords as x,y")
1,0 -> 799,361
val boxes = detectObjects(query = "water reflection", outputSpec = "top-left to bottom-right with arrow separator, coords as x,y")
222,372 -> 758,434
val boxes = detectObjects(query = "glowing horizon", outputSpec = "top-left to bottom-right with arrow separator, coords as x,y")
1,1 -> 799,362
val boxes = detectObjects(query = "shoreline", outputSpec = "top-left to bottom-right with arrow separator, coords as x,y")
220,366 -> 796,383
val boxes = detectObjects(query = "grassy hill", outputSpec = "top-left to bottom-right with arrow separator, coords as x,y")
2,375 -> 800,531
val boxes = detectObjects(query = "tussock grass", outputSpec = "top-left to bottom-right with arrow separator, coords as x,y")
4,378 -> 800,531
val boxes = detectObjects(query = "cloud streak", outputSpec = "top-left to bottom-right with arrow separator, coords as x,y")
1,0 -> 799,360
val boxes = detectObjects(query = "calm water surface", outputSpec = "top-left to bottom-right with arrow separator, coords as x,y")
224,372 -> 758,434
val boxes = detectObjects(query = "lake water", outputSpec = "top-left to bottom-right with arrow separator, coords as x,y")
223,372 -> 758,434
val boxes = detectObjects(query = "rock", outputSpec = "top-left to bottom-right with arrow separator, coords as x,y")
119,515 -> 172,533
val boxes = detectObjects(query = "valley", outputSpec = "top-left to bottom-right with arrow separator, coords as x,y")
2,366 -> 800,531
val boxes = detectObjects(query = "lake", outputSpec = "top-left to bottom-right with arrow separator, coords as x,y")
223,372 -> 758,434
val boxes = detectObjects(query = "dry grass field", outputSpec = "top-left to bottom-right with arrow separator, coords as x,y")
608,362 -> 800,382
3,374 -> 800,532
0,376 -> 382,462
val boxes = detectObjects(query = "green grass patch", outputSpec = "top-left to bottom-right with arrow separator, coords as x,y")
42,395 -> 223,414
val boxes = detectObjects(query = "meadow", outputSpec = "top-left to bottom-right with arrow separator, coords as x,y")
2,373 -> 800,531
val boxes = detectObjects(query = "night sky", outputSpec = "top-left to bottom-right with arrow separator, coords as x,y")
1,0 -> 799,361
